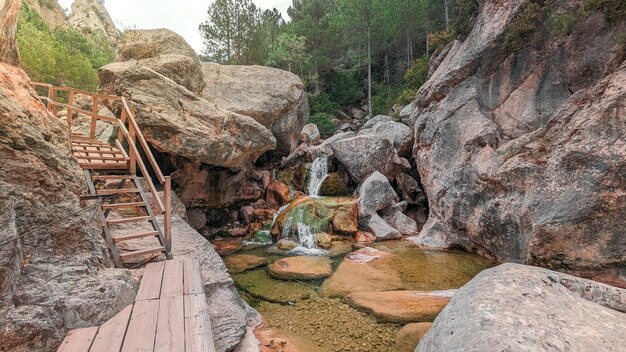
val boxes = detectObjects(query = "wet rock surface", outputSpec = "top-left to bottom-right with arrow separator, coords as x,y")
418,263 -> 626,352
225,254 -> 268,274
268,256 -> 333,281
345,290 -> 453,323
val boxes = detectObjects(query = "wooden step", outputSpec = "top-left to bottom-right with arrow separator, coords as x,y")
113,231 -> 158,243
79,162 -> 129,170
72,149 -> 124,155
101,202 -> 146,209
75,155 -> 127,161
119,246 -> 166,260
91,175 -> 136,180
57,327 -> 99,352
107,215 -> 152,225
96,188 -> 140,195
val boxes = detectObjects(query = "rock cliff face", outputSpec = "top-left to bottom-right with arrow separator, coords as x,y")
409,0 -> 626,286
0,26 -> 135,352
24,0 -> 66,28
68,0 -> 119,44
0,0 -> 19,66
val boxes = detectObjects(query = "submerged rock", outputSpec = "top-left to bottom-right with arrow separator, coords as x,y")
395,322 -> 432,352
417,264 -> 626,351
345,290 -> 453,323
234,269 -> 315,304
224,254 -> 268,274
320,247 -> 403,298
268,256 -> 333,281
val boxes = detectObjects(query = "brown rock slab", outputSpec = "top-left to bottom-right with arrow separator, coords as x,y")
224,254 -> 268,274
345,290 -> 453,323
211,239 -> 243,256
266,180 -> 291,209
269,256 -> 333,280
395,323 -> 432,352
320,247 -> 403,298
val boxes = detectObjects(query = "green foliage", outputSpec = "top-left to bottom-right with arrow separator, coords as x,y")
580,0 -> 626,23
17,2 -> 115,91
394,57 -> 428,106
323,70 -> 363,107
450,0 -> 482,37
309,92 -> 339,115
428,30 -> 454,53
503,2 -> 543,52
308,112 -> 336,137
549,12 -> 578,36
266,32 -> 310,74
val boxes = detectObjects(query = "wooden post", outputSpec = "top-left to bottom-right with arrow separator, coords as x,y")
67,90 -> 74,141
164,176 -> 172,258
90,96 -> 98,138
50,88 -> 58,116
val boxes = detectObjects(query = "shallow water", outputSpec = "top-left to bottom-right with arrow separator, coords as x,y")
225,240 -> 494,351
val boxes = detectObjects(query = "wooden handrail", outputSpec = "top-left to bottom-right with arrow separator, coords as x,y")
32,81 -> 172,255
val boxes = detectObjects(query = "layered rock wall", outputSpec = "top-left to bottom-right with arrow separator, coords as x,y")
410,0 -> 626,285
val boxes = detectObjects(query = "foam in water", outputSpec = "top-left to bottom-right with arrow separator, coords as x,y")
308,154 -> 328,197
280,206 -> 327,255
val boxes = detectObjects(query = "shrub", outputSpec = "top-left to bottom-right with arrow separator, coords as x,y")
394,57 -> 428,106
581,0 -> 626,23
308,112 -> 336,138
309,92 -> 339,115
17,2 -> 116,91
323,70 -> 364,107
428,30 -> 455,54
503,2 -> 543,52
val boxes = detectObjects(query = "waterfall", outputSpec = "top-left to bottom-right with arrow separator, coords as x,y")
308,154 -> 328,197
280,206 -> 325,254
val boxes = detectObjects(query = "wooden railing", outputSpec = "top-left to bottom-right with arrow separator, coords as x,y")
31,82 -> 173,256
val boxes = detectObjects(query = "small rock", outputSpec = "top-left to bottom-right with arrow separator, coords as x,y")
315,233 -> 332,249
277,239 -> 298,250
186,208 -> 207,230
224,254 -> 268,274
300,123 -> 321,145
367,214 -> 401,241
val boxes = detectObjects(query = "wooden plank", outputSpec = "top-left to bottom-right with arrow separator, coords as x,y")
184,294 -> 216,352
120,247 -> 166,261
96,188 -> 141,196
57,327 -> 99,352
102,202 -> 146,209
107,215 -> 152,225
161,260 -> 184,298
114,231 -> 158,243
154,295 -> 185,352
121,299 -> 160,352
79,163 -> 130,171
92,175 -> 135,180
136,261 -> 165,301
76,155 -> 127,161
90,305 -> 133,352
183,258 -> 204,296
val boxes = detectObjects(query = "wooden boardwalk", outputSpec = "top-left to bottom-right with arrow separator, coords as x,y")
57,258 -> 216,352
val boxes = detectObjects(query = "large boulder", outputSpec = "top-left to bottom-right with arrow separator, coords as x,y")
0,0 -> 19,66
202,63 -> 309,154
357,171 -> 399,218
99,62 -> 276,169
417,264 -> 626,351
0,62 -> 136,350
331,136 -> 402,182
370,121 -> 413,156
410,0 -> 626,285
119,29 -> 205,94
68,0 -> 120,45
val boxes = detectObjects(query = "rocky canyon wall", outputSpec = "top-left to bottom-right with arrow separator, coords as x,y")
0,3 -> 136,350
410,0 -> 626,286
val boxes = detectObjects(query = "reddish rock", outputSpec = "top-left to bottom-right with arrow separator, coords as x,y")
227,227 -> 248,237
266,180 -> 291,210
224,254 -> 268,274
355,231 -> 376,243
345,290 -> 453,323
0,0 -> 19,66
254,208 -> 276,222
211,239 -> 243,256
396,323 -> 432,352
269,256 -> 333,280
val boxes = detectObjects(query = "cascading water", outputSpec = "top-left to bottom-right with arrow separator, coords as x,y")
281,206 -> 325,255
308,154 -> 328,197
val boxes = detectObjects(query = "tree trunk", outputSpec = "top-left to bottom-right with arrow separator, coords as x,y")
445,0 -> 450,31
367,24 -> 373,120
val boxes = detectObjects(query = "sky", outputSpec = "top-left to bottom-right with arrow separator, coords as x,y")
57,0 -> 292,54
